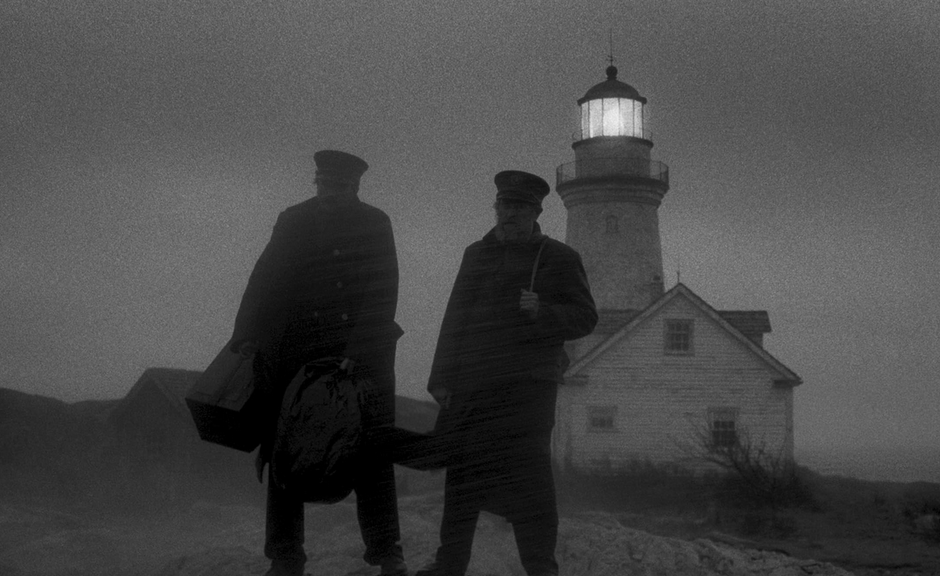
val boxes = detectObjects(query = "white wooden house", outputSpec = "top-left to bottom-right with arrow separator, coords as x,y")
552,283 -> 802,473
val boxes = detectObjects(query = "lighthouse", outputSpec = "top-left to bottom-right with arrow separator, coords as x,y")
551,65 -> 802,474
555,64 -> 670,313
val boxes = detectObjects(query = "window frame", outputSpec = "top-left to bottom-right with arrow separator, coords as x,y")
605,214 -> 619,234
587,405 -> 618,433
707,407 -> 739,450
664,318 -> 695,355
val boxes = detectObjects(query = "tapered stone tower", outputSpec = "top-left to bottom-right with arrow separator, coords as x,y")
556,65 -> 669,312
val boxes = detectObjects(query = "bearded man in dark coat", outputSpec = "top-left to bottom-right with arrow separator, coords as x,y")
230,150 -> 407,576
415,170 -> 598,576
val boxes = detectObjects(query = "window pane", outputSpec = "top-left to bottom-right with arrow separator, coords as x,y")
633,101 -> 644,137
589,100 -> 604,138
602,98 -> 619,136
665,319 -> 693,353
619,99 -> 632,136
581,104 -> 590,140
582,98 -> 645,138
708,408 -> 738,448
605,215 -> 619,233
588,405 -> 617,432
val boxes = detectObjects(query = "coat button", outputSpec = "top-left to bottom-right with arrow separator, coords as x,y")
341,313 -> 348,321
336,281 -> 343,288
333,249 -> 340,256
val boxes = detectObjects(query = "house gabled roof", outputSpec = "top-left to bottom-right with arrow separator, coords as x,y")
717,310 -> 771,337
110,367 -> 201,425
566,283 -> 802,385
593,308 -> 643,335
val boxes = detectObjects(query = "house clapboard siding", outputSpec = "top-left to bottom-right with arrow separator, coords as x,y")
553,284 -> 800,474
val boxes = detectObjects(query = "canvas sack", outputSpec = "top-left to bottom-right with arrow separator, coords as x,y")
271,357 -> 366,503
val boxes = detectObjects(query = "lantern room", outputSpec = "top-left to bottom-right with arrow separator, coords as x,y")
577,65 -> 648,141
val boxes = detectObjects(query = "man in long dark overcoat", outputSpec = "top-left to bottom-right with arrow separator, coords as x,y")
416,170 -> 598,576
230,150 -> 406,576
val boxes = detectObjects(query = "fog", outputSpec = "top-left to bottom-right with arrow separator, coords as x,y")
2,1 -> 938,458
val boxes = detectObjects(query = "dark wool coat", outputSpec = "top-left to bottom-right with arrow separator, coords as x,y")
427,223 -> 597,438
232,194 -> 402,440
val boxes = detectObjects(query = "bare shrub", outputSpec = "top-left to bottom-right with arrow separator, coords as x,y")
556,459 -> 711,516
901,485 -> 940,542
677,422 -> 814,512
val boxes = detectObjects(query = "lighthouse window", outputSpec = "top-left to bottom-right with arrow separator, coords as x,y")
605,215 -> 619,234
664,319 -> 694,354
603,98 -> 621,135
588,99 -> 605,137
582,97 -> 644,139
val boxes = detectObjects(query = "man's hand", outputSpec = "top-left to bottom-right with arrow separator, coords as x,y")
520,289 -> 540,320
430,388 -> 451,410
230,339 -> 259,357
255,450 -> 266,483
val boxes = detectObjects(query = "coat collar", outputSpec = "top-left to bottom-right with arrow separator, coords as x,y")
482,222 -> 546,246
316,193 -> 360,208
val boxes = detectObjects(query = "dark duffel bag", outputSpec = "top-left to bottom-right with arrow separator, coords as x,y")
271,357 -> 366,503
185,341 -> 264,452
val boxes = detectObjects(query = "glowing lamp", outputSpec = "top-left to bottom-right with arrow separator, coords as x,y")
577,65 -> 647,140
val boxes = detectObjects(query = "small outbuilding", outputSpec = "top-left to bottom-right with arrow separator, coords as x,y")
108,367 -> 255,506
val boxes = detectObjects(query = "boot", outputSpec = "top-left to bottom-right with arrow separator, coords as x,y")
379,557 -> 408,576
413,560 -> 462,576
264,557 -> 305,576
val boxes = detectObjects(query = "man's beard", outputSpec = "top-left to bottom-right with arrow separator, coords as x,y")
497,221 -> 531,243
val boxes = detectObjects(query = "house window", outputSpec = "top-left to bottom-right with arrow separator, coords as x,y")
587,406 -> 617,432
664,319 -> 694,354
605,215 -> 619,234
708,407 -> 738,449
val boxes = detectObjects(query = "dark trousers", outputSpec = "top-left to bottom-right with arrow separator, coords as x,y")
433,433 -> 559,576
430,384 -> 559,576
264,457 -> 403,566
374,378 -> 560,576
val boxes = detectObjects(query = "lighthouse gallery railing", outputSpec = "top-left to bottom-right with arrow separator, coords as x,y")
556,157 -> 670,188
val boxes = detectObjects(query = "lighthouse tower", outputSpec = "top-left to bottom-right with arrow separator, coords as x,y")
556,64 -> 669,313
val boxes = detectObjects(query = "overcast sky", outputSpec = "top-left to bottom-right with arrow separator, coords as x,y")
2,0 -> 938,454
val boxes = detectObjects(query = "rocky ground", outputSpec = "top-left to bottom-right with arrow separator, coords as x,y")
0,491 -> 861,576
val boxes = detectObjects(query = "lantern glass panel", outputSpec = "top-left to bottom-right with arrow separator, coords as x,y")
602,98 -> 620,136
633,102 -> 644,137
588,99 -> 604,138
581,104 -> 590,140
581,97 -> 644,139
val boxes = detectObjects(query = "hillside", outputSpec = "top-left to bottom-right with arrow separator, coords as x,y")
0,388 -> 119,506
0,385 -> 440,508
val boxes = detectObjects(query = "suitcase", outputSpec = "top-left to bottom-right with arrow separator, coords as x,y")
185,342 -> 264,452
